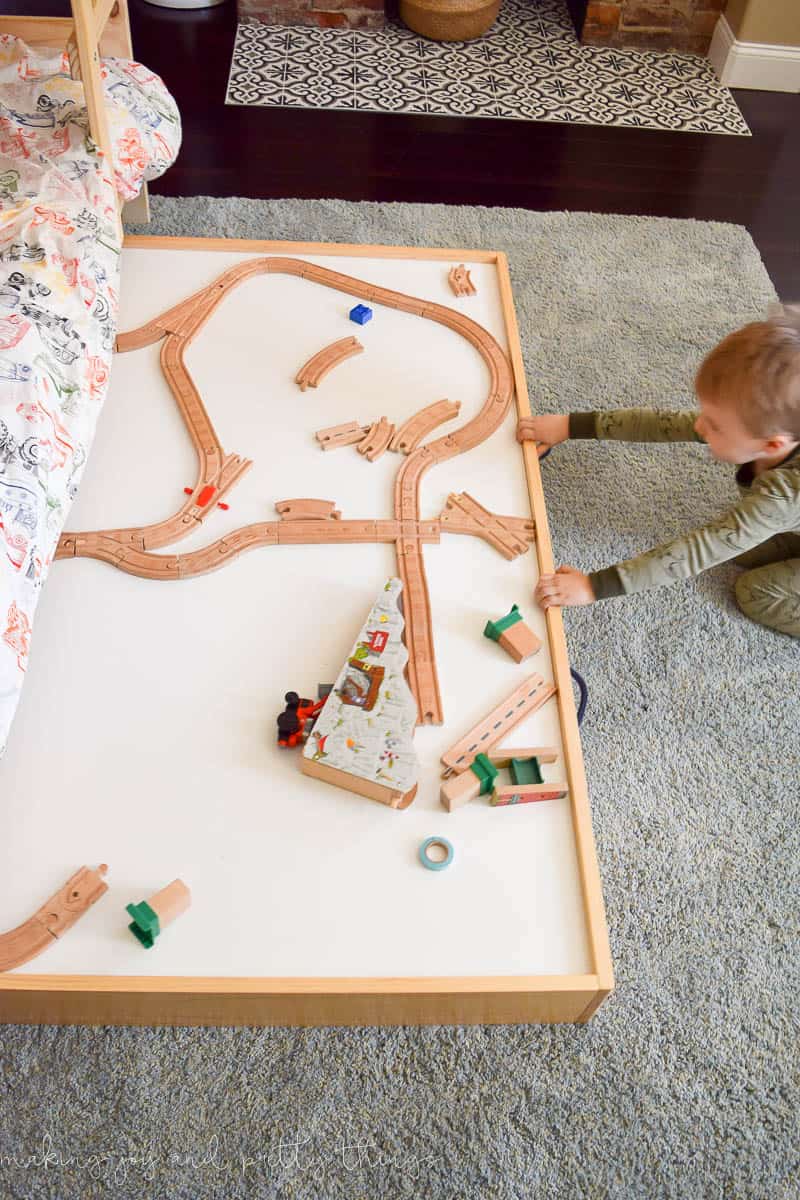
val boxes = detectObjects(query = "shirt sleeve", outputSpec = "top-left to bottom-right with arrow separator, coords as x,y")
570,409 -> 703,443
589,468 -> 800,597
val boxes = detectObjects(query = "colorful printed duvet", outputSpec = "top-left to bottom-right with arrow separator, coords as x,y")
0,36 -> 180,753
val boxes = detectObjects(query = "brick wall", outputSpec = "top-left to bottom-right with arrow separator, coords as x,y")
238,0 -> 384,30
579,0 -> 726,53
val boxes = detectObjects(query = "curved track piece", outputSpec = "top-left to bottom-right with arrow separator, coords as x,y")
60,256 -> 514,725
275,499 -> 341,521
76,325 -> 254,556
295,336 -> 364,391
390,399 -> 461,454
0,864 -> 108,972
357,417 -> 395,462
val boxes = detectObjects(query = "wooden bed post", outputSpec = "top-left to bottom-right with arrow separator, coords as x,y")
96,0 -> 151,225
69,0 -> 124,241
0,1 -> 150,234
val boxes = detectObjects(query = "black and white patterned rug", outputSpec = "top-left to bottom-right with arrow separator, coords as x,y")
226,0 -> 749,135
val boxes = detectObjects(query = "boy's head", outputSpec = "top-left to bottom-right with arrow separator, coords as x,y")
694,305 -> 800,463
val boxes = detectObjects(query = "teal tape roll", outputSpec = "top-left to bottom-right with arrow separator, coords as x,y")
419,836 -> 454,871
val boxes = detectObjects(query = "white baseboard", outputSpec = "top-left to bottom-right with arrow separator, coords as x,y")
709,15 -> 800,93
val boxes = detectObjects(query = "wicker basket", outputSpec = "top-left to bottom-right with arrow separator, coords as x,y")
398,0 -> 501,41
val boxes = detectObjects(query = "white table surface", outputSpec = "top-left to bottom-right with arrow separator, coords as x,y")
1,246 -> 592,979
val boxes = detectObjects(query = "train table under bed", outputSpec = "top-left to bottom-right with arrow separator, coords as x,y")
0,236 -> 613,1027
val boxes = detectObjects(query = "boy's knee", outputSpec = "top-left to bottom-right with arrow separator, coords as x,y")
734,561 -> 800,638
734,569 -> 761,626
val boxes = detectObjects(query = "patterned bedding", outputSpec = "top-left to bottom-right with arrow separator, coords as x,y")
0,36 -> 181,753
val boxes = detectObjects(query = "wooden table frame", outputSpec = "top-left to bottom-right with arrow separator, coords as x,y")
0,237 -> 613,1027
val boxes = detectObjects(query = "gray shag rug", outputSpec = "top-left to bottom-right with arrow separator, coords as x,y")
1,199 -> 797,1200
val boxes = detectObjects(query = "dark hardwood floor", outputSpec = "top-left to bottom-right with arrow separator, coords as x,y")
129,0 -> 800,296
6,0 -> 800,294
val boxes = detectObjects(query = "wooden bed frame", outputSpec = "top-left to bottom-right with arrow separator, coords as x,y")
0,0 -> 150,228
0,238 -> 614,1026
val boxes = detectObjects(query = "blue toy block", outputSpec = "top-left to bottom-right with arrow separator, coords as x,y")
349,304 -> 373,325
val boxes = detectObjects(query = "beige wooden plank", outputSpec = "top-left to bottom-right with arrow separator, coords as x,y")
0,15 -> 71,46
98,0 -> 134,60
69,0 -> 123,242
0,973 -> 602,1027
93,0 -> 117,39
123,235 -> 501,263
494,251 -> 614,995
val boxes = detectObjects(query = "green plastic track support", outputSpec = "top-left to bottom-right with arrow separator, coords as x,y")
509,756 -> 544,786
126,900 -> 160,949
469,752 -> 499,796
483,604 -> 523,643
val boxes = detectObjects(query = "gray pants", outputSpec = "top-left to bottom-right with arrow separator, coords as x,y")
734,534 -> 800,638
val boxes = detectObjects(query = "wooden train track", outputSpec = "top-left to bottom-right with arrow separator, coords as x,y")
441,675 -> 556,775
390,399 -> 461,454
58,256 -> 516,724
438,492 -> 535,560
275,498 -> 341,521
295,336 -> 364,391
315,421 -> 371,451
357,417 -> 395,462
60,513 -> 442,578
448,265 -> 476,297
0,864 -> 108,972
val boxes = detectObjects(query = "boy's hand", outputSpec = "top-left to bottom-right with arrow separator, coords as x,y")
517,414 -> 570,457
535,566 -> 595,610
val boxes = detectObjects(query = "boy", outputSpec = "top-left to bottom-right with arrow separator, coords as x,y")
518,307 -> 800,638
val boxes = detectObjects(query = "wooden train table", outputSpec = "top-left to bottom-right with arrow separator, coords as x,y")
0,237 -> 613,1026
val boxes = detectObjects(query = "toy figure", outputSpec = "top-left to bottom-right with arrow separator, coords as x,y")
276,690 -> 328,748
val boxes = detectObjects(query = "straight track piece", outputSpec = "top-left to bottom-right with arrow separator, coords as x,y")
315,421 -> 370,450
276,520 -> 398,544
441,676 -> 556,775
395,537 -> 443,724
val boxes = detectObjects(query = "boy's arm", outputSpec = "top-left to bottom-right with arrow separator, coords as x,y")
570,409 -> 703,443
590,470 -> 800,598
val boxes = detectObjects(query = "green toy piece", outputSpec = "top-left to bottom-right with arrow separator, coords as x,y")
469,752 -> 499,795
509,756 -> 544,786
483,604 -> 523,642
126,900 -> 160,949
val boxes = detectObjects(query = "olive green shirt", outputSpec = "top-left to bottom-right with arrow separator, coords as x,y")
568,409 -> 800,599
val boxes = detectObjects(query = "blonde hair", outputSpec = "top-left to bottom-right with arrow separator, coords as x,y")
695,303 -> 800,439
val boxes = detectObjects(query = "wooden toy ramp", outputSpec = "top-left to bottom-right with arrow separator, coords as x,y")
0,238 -> 612,1030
